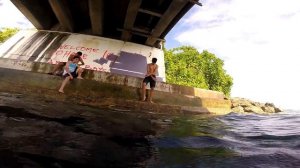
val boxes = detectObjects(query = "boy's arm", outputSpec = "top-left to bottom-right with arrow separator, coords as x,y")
153,64 -> 158,75
79,57 -> 85,65
68,53 -> 75,61
145,64 -> 150,76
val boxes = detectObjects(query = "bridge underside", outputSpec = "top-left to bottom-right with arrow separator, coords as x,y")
11,0 -> 200,48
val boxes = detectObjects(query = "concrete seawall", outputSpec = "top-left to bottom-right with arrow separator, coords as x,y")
0,58 -> 231,115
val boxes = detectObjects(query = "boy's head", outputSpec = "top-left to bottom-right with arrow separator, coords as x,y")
72,56 -> 80,63
152,58 -> 157,64
76,52 -> 82,56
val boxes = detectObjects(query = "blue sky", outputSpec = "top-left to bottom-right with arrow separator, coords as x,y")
166,0 -> 300,110
1,0 -> 300,109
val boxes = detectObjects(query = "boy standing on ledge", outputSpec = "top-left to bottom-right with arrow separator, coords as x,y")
141,58 -> 158,103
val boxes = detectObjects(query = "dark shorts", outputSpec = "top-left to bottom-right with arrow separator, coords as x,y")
63,67 -> 78,78
143,76 -> 156,88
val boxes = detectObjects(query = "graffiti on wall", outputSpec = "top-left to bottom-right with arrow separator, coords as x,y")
0,30 -> 165,81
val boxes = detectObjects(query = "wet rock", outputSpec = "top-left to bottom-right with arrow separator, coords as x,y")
231,97 -> 282,114
244,106 -> 264,113
262,106 -> 275,113
0,93 -> 164,167
163,119 -> 172,123
265,102 -> 275,107
251,102 -> 264,108
231,98 -> 252,108
274,107 -> 283,112
231,106 -> 244,113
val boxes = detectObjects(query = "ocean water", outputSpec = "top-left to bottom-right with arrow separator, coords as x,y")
150,111 -> 300,168
0,92 -> 299,167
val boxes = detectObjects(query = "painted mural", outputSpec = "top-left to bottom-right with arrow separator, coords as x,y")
0,30 -> 166,81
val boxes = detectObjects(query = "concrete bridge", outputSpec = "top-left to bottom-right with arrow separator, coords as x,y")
0,0 -> 232,115
11,0 -> 201,48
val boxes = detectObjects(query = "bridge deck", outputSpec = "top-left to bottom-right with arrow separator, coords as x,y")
11,0 -> 200,48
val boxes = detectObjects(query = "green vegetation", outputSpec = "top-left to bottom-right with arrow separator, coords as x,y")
164,46 -> 233,96
0,28 -> 19,43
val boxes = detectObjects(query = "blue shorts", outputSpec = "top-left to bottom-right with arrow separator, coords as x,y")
63,67 -> 78,78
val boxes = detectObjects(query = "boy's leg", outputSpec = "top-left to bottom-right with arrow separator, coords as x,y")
149,88 -> 154,103
77,67 -> 84,79
141,81 -> 147,101
148,80 -> 156,103
58,76 -> 71,93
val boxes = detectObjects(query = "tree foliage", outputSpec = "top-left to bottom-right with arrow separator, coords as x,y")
0,28 -> 19,43
164,46 -> 233,96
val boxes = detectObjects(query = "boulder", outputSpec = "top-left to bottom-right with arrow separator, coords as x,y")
231,106 -> 244,113
244,106 -> 264,113
231,98 -> 252,108
262,106 -> 275,113
265,102 -> 275,107
230,97 -> 282,114
251,102 -> 264,108
274,107 -> 283,112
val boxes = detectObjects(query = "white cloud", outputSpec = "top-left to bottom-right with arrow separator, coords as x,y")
173,0 -> 300,109
0,0 -> 33,28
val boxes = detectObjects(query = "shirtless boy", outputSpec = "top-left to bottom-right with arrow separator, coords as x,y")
141,58 -> 158,103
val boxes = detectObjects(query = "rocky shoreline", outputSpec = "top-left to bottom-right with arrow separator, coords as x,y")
231,97 -> 283,114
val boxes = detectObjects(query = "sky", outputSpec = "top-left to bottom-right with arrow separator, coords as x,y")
0,0 -> 300,109
0,0 -> 33,28
166,0 -> 300,110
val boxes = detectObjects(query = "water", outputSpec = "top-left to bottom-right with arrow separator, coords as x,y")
0,92 -> 300,167
151,112 -> 300,168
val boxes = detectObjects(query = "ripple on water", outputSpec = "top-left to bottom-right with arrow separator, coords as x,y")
151,111 -> 300,168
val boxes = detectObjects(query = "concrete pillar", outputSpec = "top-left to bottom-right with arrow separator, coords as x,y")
88,0 -> 104,36
48,0 -> 74,32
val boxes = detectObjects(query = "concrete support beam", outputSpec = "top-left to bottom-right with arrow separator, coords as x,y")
88,0 -> 104,35
48,0 -> 74,32
188,0 -> 202,6
121,0 -> 142,41
10,0 -> 44,29
138,9 -> 162,17
145,0 -> 188,46
117,28 -> 165,42
132,27 -> 150,34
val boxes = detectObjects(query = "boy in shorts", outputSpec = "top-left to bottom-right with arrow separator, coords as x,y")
48,51 -> 84,76
141,58 -> 158,103
58,56 -> 83,93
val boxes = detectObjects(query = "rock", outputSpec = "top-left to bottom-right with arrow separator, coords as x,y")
251,102 -> 264,108
231,97 -> 282,114
231,98 -> 252,108
163,119 -> 172,123
231,106 -> 244,113
244,106 -> 264,113
265,102 -> 275,107
262,106 -> 275,113
274,107 -> 283,112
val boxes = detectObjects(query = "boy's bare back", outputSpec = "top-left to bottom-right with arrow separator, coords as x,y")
147,63 -> 158,76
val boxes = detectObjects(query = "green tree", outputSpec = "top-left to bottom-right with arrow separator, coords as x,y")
0,28 -> 19,43
164,46 -> 233,96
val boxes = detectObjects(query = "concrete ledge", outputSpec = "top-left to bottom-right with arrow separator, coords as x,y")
0,67 -> 231,115
0,58 -> 226,99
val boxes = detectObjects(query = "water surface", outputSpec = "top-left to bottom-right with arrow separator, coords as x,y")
0,92 -> 299,167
